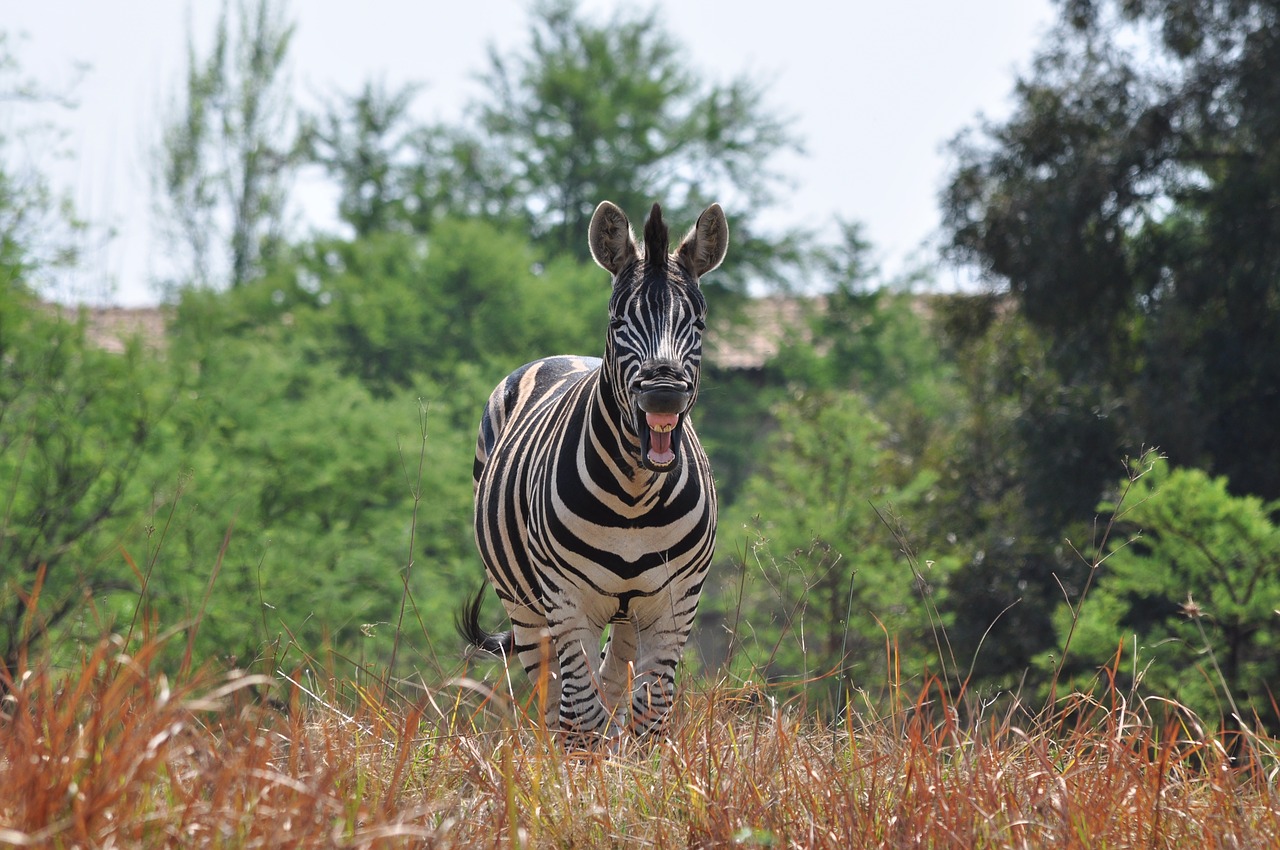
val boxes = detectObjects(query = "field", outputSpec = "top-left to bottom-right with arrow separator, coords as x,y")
2,628 -> 1277,849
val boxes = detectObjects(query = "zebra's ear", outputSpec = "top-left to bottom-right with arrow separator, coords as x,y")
589,201 -> 638,275
676,204 -> 729,279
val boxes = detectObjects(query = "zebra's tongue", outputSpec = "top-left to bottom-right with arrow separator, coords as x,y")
645,412 -> 679,467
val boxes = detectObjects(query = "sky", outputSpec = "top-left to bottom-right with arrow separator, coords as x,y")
4,1 -> 1057,306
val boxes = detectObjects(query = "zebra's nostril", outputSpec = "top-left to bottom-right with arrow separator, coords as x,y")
637,372 -> 690,389
637,369 -> 691,395
636,364 -> 692,414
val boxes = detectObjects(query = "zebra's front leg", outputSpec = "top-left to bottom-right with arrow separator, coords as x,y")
627,654 -> 680,738
509,620 -> 561,729
627,607 -> 696,738
546,613 -> 614,746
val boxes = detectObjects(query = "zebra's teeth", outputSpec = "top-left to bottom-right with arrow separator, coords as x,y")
644,412 -> 680,433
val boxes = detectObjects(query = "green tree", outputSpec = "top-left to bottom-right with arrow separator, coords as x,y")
419,0 -> 804,287
712,392 -> 959,709
302,79 -> 423,238
186,218 -> 606,396
1050,455 -> 1280,731
152,217 -> 619,668
937,0 -> 1280,702
0,31 -> 84,289
125,328 -> 461,670
699,223 -> 959,513
155,0 -> 299,290
772,221 -> 958,417
942,0 -> 1280,501
0,289 -> 168,672
927,298 -> 1104,690
0,36 -> 167,671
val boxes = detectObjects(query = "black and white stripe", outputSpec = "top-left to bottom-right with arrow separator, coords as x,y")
460,201 -> 728,744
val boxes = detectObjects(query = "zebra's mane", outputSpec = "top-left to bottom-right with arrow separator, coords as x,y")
643,203 -> 669,274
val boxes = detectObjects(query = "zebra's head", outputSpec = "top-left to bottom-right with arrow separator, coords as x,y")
588,200 -> 729,472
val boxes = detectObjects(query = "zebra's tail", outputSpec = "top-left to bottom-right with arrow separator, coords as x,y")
456,584 -> 516,657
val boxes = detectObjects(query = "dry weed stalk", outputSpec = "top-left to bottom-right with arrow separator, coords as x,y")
1,632 -> 1276,849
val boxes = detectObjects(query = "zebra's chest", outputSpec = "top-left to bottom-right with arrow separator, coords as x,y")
526,442 -> 713,586
480,364 -> 715,591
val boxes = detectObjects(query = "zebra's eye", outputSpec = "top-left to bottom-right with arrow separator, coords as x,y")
692,317 -> 706,331
608,317 -> 627,331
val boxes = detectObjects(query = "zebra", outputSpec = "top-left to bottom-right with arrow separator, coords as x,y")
459,200 -> 728,745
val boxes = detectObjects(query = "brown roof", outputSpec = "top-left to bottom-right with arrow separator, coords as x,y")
703,295 -> 815,370
40,304 -> 170,354
50,296 -> 816,369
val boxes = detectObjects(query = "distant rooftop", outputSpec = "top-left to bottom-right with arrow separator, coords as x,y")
50,296 -> 821,370
703,295 -> 814,371
40,303 -> 171,354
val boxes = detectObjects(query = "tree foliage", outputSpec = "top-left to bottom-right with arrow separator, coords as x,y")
146,215 -> 618,666
479,0 -> 797,253
0,32 -> 84,289
155,0 -> 299,290
714,391 -> 959,708
127,331 -> 450,667
0,288 -> 167,672
302,79 -> 423,239
178,218 -> 607,394
706,236 -> 963,707
0,40 -> 163,671
935,1 -> 1280,713
411,0 -> 805,288
1053,454 -> 1280,729
924,299 -> 1099,687
943,0 -> 1280,501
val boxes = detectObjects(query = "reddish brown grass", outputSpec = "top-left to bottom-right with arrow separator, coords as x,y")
1,632 -> 1276,849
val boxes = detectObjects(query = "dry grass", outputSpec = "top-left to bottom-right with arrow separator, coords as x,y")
2,631 -> 1276,850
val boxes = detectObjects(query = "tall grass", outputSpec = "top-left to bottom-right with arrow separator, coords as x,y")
3,447 -> 1277,848
2,620 -> 1277,848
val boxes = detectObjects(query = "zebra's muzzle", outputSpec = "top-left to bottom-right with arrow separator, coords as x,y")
634,366 -> 693,470
636,387 -> 692,415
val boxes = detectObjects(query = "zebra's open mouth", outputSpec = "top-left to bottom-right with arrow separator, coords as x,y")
641,411 -> 681,469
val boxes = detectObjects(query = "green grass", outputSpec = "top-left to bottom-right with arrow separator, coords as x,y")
2,629 -> 1276,849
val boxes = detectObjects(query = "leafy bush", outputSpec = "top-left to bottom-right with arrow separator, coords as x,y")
0,287 -> 170,671
1050,454 -> 1280,731
709,392 -> 960,709
124,335 -> 438,668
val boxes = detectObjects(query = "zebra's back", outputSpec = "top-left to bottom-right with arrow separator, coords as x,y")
473,355 -> 599,490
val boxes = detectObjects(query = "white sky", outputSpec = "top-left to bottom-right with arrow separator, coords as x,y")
4,0 -> 1056,305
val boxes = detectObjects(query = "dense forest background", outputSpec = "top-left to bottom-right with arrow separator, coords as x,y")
3,0 -> 1277,732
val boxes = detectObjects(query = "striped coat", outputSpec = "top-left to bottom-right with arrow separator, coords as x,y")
460,201 -> 727,744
